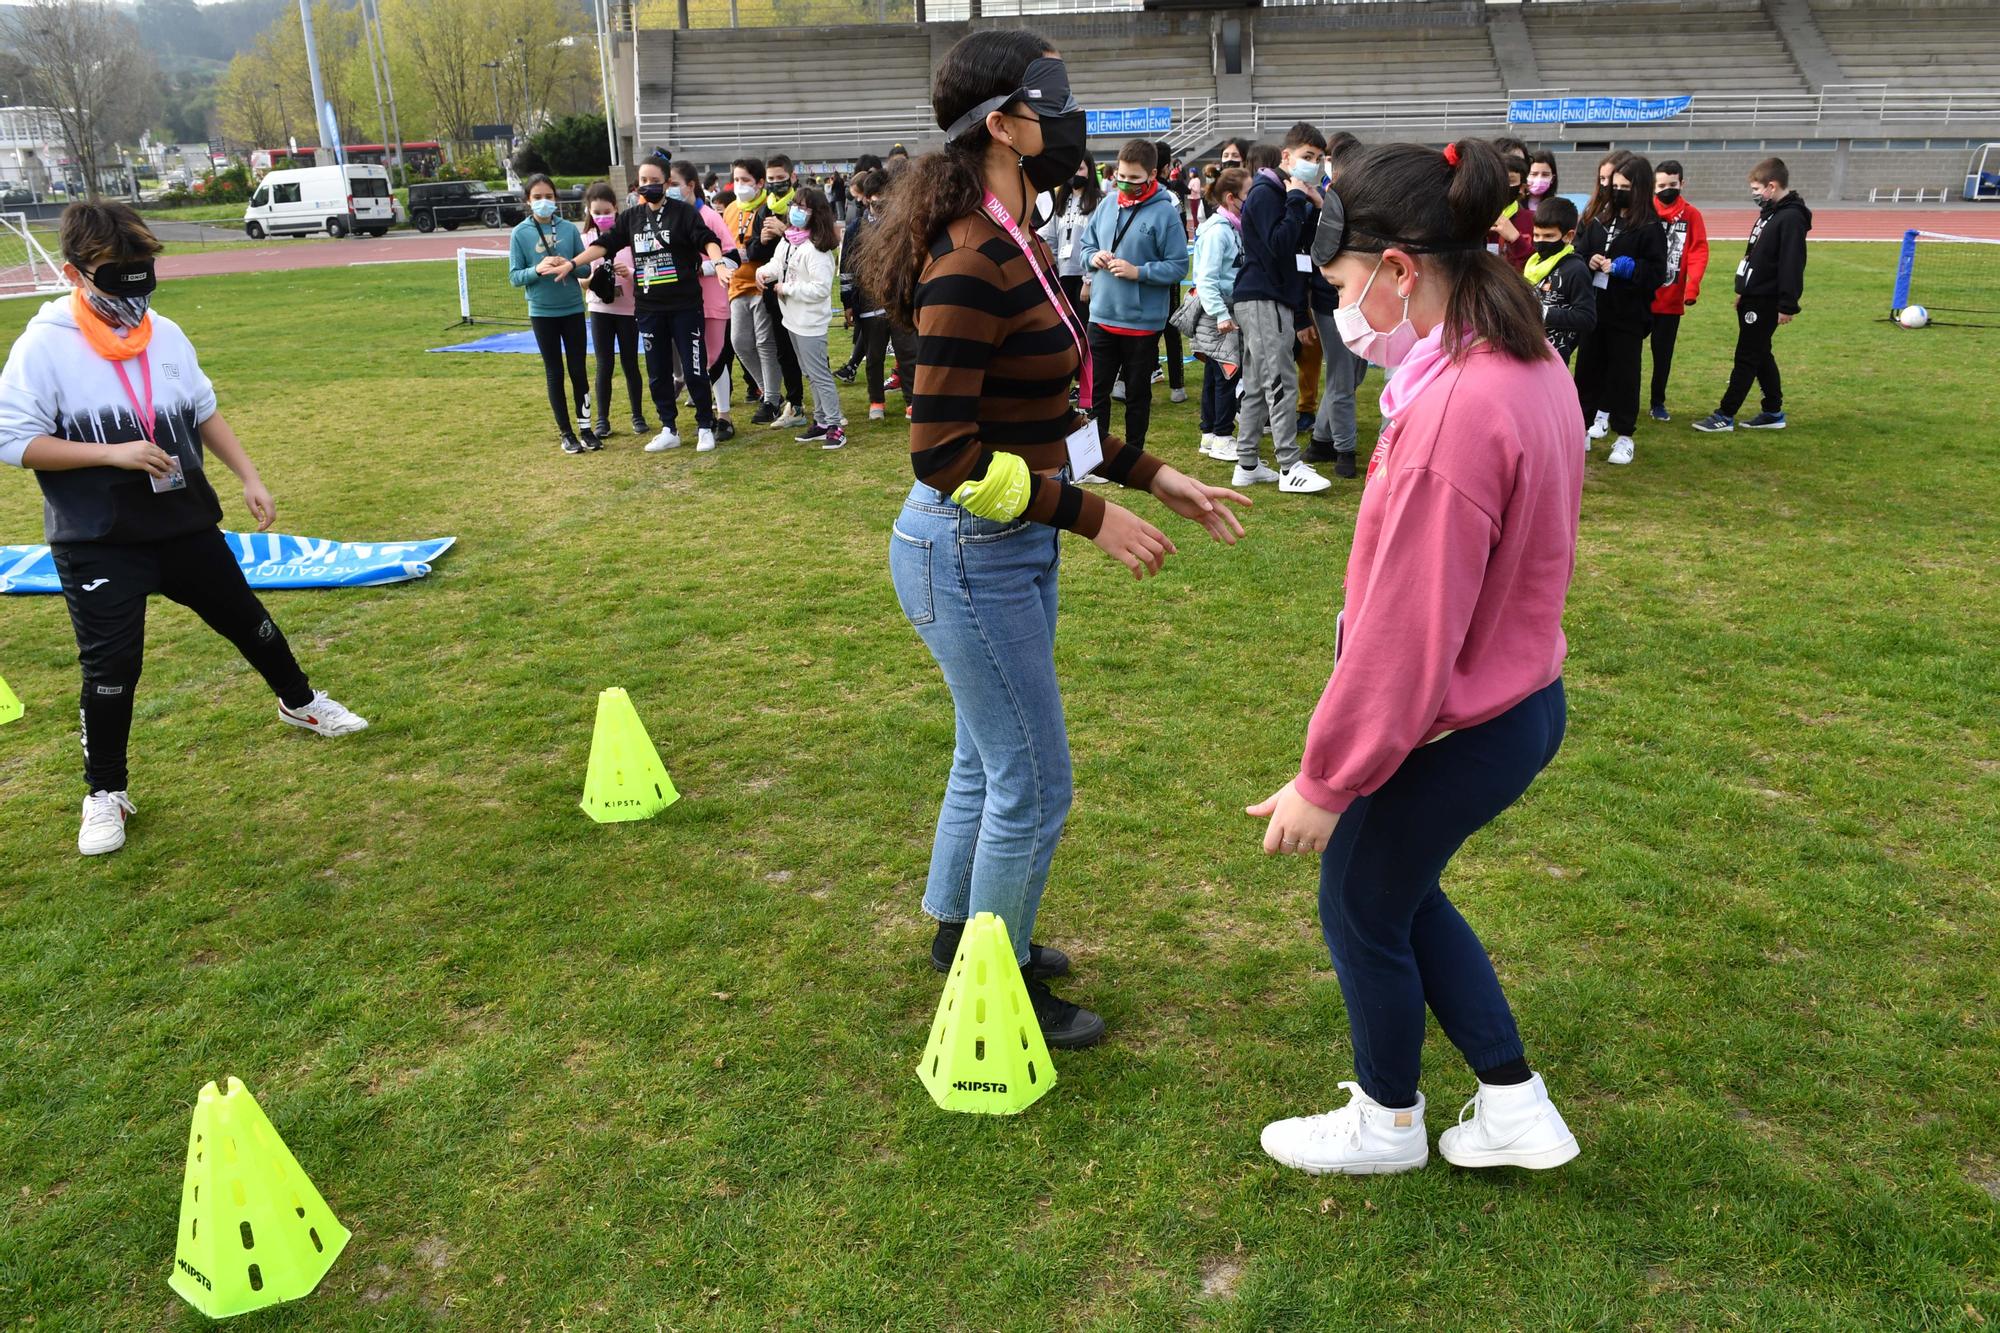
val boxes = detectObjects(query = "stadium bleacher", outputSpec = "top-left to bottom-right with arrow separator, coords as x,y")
1251,15 -> 1505,108
1522,0 -> 1813,99
1811,0 -> 2000,93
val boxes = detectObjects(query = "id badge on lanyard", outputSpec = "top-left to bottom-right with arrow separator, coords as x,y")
113,354 -> 184,493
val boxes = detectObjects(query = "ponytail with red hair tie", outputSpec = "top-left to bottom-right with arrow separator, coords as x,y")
1441,143 -> 1461,169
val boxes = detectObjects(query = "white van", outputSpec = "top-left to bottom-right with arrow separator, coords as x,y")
243,164 -> 396,239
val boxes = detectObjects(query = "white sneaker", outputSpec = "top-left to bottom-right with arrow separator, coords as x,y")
644,427 -> 681,452
1233,460 -> 1281,486
773,401 -> 806,428
868,406 -> 885,421
1279,461 -> 1333,494
1437,1073 -> 1579,1170
696,428 -> 717,453
279,690 -> 369,737
1588,411 -> 1609,440
1202,434 -> 1240,461
1075,471 -> 1108,484
1169,387 -> 1187,403
1111,380 -> 1126,402
78,789 -> 135,855
1608,436 -> 1635,466
1261,1082 -> 1430,1176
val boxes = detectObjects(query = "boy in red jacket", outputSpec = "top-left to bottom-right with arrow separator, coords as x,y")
1647,160 -> 1708,421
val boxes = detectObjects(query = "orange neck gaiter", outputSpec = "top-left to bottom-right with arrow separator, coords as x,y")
71,290 -> 153,361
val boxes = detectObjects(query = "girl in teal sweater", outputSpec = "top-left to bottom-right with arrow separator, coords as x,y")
510,174 -> 598,454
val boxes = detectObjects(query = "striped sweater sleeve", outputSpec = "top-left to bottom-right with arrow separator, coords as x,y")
910,243 -> 1104,538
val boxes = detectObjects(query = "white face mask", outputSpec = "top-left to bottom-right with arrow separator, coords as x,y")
734,182 -> 759,203
1333,257 -> 1420,368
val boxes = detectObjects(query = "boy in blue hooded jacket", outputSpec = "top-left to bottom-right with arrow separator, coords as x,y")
1080,139 -> 1188,461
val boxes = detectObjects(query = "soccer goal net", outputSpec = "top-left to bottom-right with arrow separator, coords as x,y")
1891,229 -> 2000,327
451,247 -> 528,328
0,212 -> 69,300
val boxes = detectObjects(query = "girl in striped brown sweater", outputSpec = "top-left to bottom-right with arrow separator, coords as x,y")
859,29 -> 1250,1048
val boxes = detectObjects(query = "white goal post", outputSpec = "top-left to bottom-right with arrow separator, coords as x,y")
451,246 -> 527,329
0,212 -> 70,300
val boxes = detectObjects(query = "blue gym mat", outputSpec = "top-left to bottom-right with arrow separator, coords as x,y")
430,328 -> 597,354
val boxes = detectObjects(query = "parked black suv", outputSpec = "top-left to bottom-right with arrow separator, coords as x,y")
407,181 -> 527,232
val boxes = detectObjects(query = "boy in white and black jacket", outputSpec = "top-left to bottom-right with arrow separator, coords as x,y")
1527,196 -> 1596,366
1694,156 -> 1811,432
0,202 -> 367,856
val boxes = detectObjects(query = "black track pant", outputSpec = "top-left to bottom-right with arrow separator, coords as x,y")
637,305 -> 714,432
1090,325 -> 1162,452
54,527 -> 312,793
1719,297 -> 1783,419
760,286 -> 804,405
1573,326 -> 1645,438
590,311 -> 644,424
857,314 -> 915,405
531,312 -> 589,432
1647,312 -> 1681,410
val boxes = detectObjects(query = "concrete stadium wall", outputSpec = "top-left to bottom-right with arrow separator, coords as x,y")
1534,143 -> 1979,202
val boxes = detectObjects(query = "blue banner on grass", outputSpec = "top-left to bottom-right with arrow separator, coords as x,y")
1508,96 -> 1692,124
0,532 -> 456,594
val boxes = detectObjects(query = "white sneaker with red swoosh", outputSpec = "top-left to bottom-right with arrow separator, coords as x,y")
279,690 -> 369,737
79,790 -> 136,855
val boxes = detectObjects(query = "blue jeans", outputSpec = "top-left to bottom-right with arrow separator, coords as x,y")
889,478 -> 1072,965
1318,678 -> 1567,1108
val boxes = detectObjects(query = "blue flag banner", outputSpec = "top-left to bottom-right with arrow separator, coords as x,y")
1086,106 -> 1173,137
0,532 -> 456,595
1508,96 -> 1692,124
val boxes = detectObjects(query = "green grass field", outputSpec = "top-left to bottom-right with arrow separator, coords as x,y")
0,247 -> 1995,1330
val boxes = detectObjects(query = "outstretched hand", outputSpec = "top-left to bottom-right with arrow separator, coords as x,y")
1148,465 -> 1250,545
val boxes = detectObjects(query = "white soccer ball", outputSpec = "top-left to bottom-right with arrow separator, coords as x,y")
1898,305 -> 1930,329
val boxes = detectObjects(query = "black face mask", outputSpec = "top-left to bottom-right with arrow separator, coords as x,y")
1610,187 -> 1633,209
1656,187 -> 1681,206
1532,239 -> 1567,260
1017,109 -> 1088,194
1069,172 -> 1087,188
766,179 -> 791,196
636,182 -> 665,203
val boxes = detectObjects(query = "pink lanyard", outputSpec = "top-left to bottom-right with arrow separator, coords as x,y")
111,353 -> 155,446
980,190 -> 1092,404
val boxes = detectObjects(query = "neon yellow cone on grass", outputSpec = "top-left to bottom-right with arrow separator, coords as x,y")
167,1076 -> 350,1319
580,686 -> 679,823
918,912 -> 1057,1114
0,675 -> 20,725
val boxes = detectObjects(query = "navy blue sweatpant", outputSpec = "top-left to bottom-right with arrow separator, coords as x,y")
1317,678 -> 1567,1108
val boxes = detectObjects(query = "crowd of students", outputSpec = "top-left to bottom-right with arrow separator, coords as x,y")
506,129 -> 1809,480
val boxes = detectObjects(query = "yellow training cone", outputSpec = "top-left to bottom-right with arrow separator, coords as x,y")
580,687 -> 680,823
0,675 -> 20,726
167,1077 -> 350,1320
918,912 -> 1057,1115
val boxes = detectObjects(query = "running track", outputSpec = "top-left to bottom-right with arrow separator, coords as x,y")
153,208 -> 2000,281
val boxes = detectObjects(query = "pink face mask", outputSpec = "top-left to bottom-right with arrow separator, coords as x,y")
589,213 -> 615,229
1527,176 -> 1553,197
1333,257 -> 1421,368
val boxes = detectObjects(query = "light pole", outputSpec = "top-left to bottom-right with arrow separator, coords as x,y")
482,60 -> 504,129
273,83 -> 292,149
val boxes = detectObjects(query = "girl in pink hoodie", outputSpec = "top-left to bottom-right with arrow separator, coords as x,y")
1250,139 -> 1586,1179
